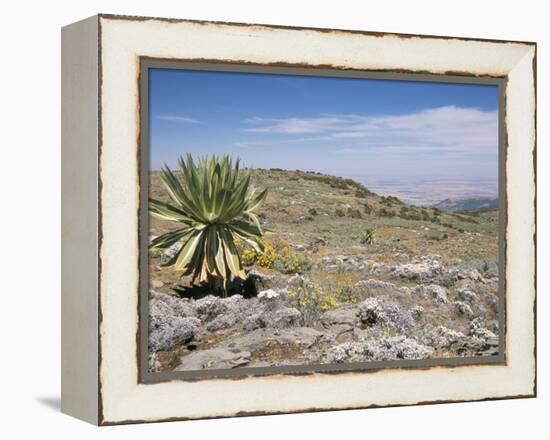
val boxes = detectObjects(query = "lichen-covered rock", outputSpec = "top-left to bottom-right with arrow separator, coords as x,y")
456,288 -> 479,304
413,284 -> 448,303
457,268 -> 484,282
162,241 -> 183,262
323,336 -> 433,363
382,256 -> 444,282
410,305 -> 424,320
469,317 -> 497,340
194,295 -> 231,322
357,298 -> 383,326
320,306 -> 358,327
321,254 -> 369,271
149,290 -> 196,318
206,314 -> 239,332
148,291 -> 202,352
355,279 -> 411,296
356,297 -> 414,333
194,294 -> 255,329
453,300 -> 474,317
221,327 -> 323,352
257,289 -> 290,308
174,348 -> 251,370
287,274 -> 306,287
149,315 -> 201,352
258,289 -> 281,300
148,352 -> 161,372
243,306 -> 301,331
424,325 -> 466,349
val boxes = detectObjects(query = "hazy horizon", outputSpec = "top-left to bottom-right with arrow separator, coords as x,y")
149,68 -> 499,203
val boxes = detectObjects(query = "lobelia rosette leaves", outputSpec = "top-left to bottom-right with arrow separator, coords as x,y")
149,154 -> 268,296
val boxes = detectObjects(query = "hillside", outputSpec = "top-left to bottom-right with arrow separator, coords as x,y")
150,168 -> 499,265
148,168 -> 500,372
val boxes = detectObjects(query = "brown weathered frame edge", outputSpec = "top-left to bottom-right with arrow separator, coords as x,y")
85,13 -> 536,426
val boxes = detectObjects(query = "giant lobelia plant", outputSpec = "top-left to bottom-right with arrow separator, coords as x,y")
149,154 -> 268,297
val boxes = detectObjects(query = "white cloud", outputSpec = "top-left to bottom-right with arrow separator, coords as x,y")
241,106 -> 498,156
243,115 -> 362,134
155,115 -> 200,124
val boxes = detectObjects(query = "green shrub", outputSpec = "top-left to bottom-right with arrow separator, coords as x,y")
334,208 -> 346,217
360,228 -> 376,244
378,207 -> 395,217
347,208 -> 362,219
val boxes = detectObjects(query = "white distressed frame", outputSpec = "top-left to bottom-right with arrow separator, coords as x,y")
62,14 -> 536,425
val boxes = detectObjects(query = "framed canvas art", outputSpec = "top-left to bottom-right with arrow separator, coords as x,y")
61,14 -> 537,425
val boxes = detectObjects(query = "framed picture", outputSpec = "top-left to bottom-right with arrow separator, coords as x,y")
61,14 -> 537,425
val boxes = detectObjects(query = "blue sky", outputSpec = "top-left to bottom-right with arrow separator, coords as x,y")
149,68 -> 499,183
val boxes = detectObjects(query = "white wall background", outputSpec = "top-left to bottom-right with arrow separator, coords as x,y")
0,0 -> 546,437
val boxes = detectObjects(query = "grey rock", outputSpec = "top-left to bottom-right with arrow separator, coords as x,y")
457,288 -> 479,304
174,348 -> 251,370
148,352 -> 161,372
357,298 -> 383,326
194,295 -> 230,322
424,326 -> 466,349
243,306 -> 301,331
410,305 -> 424,320
206,314 -> 239,332
163,241 -> 183,261
469,318 -> 497,340
149,315 -> 201,352
357,297 -> 413,332
287,274 -> 306,287
220,327 -> 323,352
247,269 -> 275,284
453,301 -> 474,317
413,284 -> 448,303
321,254 -> 369,271
149,290 -> 196,317
151,280 -> 164,289
457,268 -> 484,282
382,256 -> 444,282
257,289 -> 282,302
148,291 -> 202,352
355,279 -> 411,296
323,336 -> 433,363
320,306 -> 358,327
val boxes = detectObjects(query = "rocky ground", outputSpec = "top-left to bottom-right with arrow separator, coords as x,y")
148,168 -> 500,372
148,254 -> 500,372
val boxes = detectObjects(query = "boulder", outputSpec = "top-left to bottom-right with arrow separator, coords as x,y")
149,290 -> 196,317
413,284 -> 448,303
423,325 -> 466,349
355,279 -> 411,296
457,288 -> 479,304
148,291 -> 202,352
162,241 -> 183,262
149,315 -> 201,352
323,336 -> 433,363
453,301 -> 474,317
320,306 -> 358,327
243,307 -> 302,331
174,348 -> 251,370
356,297 -> 414,332
220,327 -> 323,352
381,256 -> 444,282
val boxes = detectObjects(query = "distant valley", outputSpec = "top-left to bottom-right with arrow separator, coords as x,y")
355,176 -> 498,209
431,197 -> 499,212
